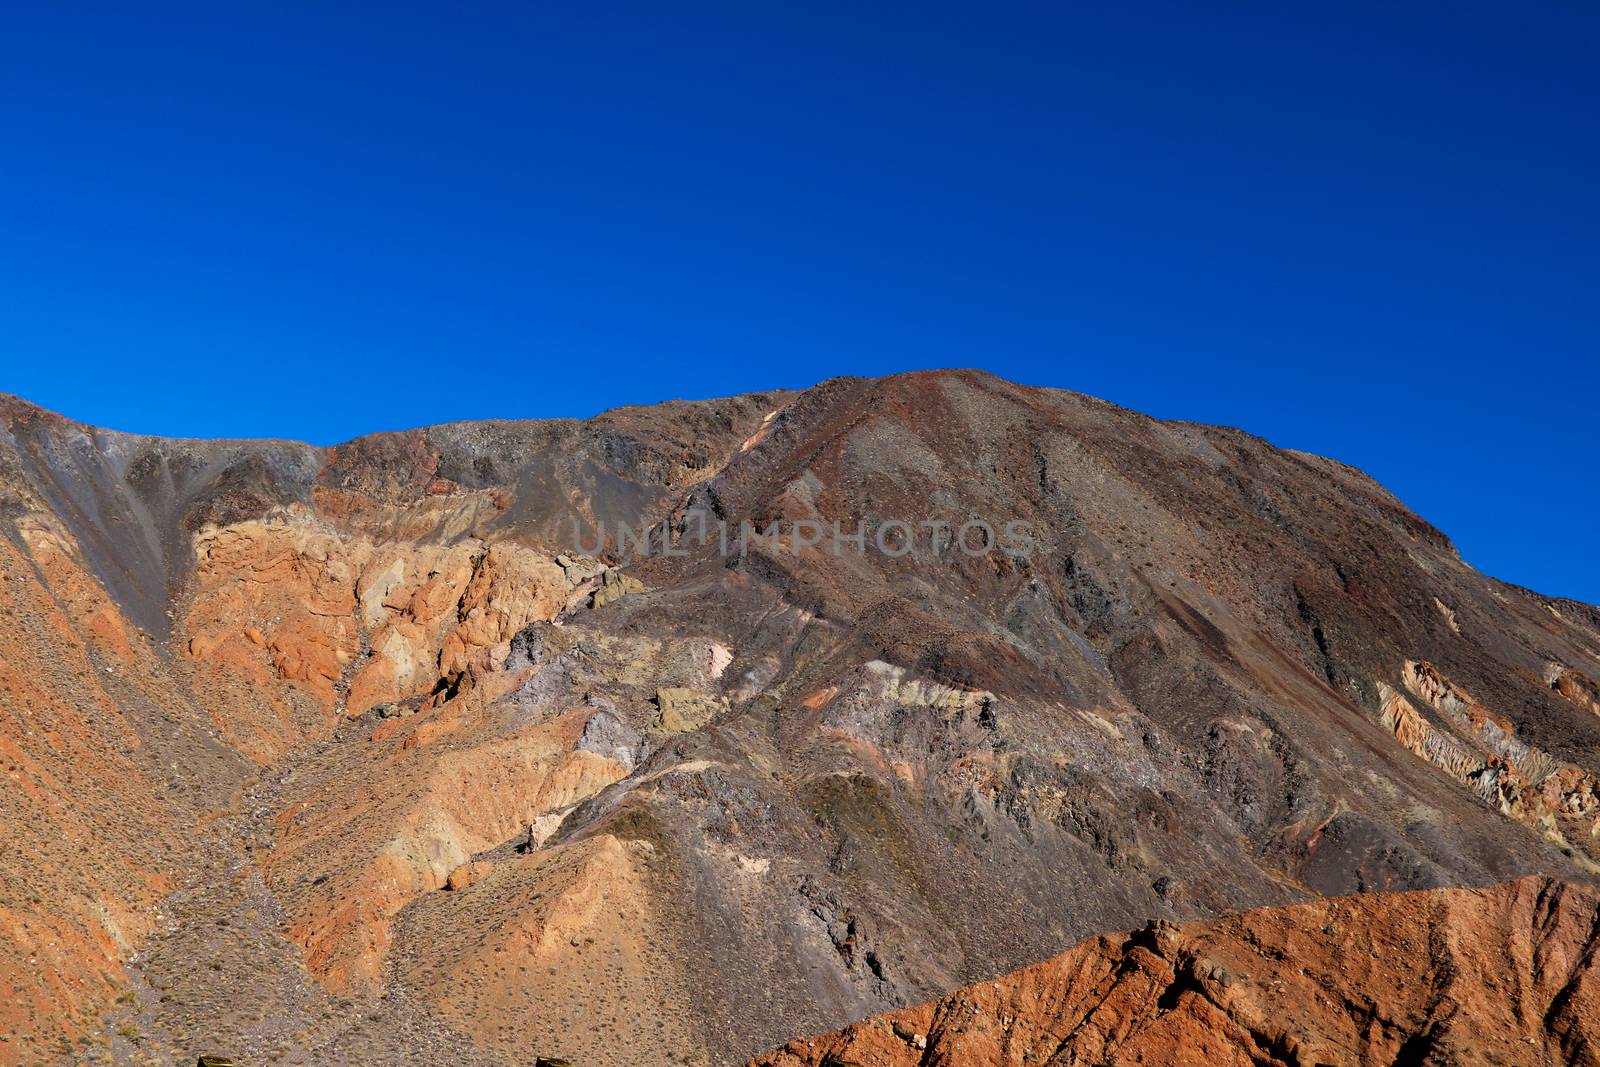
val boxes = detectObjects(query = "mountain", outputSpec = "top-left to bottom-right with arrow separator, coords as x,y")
1,369 -> 1598,1065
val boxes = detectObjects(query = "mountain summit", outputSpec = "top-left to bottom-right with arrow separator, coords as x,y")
2,371 -> 1598,1064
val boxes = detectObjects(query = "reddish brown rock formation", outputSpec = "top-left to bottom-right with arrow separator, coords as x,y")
752,876 -> 1600,1067
1551,662 -> 1600,718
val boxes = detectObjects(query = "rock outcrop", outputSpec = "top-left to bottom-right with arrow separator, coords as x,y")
751,875 -> 1600,1067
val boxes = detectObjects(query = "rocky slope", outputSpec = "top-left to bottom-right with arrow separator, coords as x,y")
2,370 -> 1599,1064
751,874 -> 1600,1066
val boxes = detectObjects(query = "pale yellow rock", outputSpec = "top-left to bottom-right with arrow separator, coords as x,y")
656,687 -> 723,733
591,568 -> 645,609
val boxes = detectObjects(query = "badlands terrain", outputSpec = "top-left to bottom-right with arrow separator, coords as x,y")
2,369 -> 1599,1065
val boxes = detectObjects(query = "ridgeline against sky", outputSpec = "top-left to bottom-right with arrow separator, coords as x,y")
0,4 -> 1594,600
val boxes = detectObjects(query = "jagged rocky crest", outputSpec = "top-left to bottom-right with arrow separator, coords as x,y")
751,876 -> 1600,1066
1,370 -> 1598,1064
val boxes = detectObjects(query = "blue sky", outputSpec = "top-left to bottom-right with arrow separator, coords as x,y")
1,3 -> 1595,602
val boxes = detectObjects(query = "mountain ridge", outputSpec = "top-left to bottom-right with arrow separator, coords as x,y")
749,873 -> 1600,1067
2,369 -> 1598,1063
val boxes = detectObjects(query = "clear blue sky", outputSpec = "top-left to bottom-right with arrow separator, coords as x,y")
1,4 -> 1595,603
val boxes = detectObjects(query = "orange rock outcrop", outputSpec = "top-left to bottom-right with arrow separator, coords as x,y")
753,876 -> 1600,1067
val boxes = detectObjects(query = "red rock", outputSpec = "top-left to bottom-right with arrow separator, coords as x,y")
751,876 -> 1600,1067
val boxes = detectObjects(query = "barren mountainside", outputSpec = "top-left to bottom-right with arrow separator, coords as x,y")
2,369 -> 1599,1065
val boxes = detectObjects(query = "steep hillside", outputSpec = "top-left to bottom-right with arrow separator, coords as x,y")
2,370 -> 1598,1064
